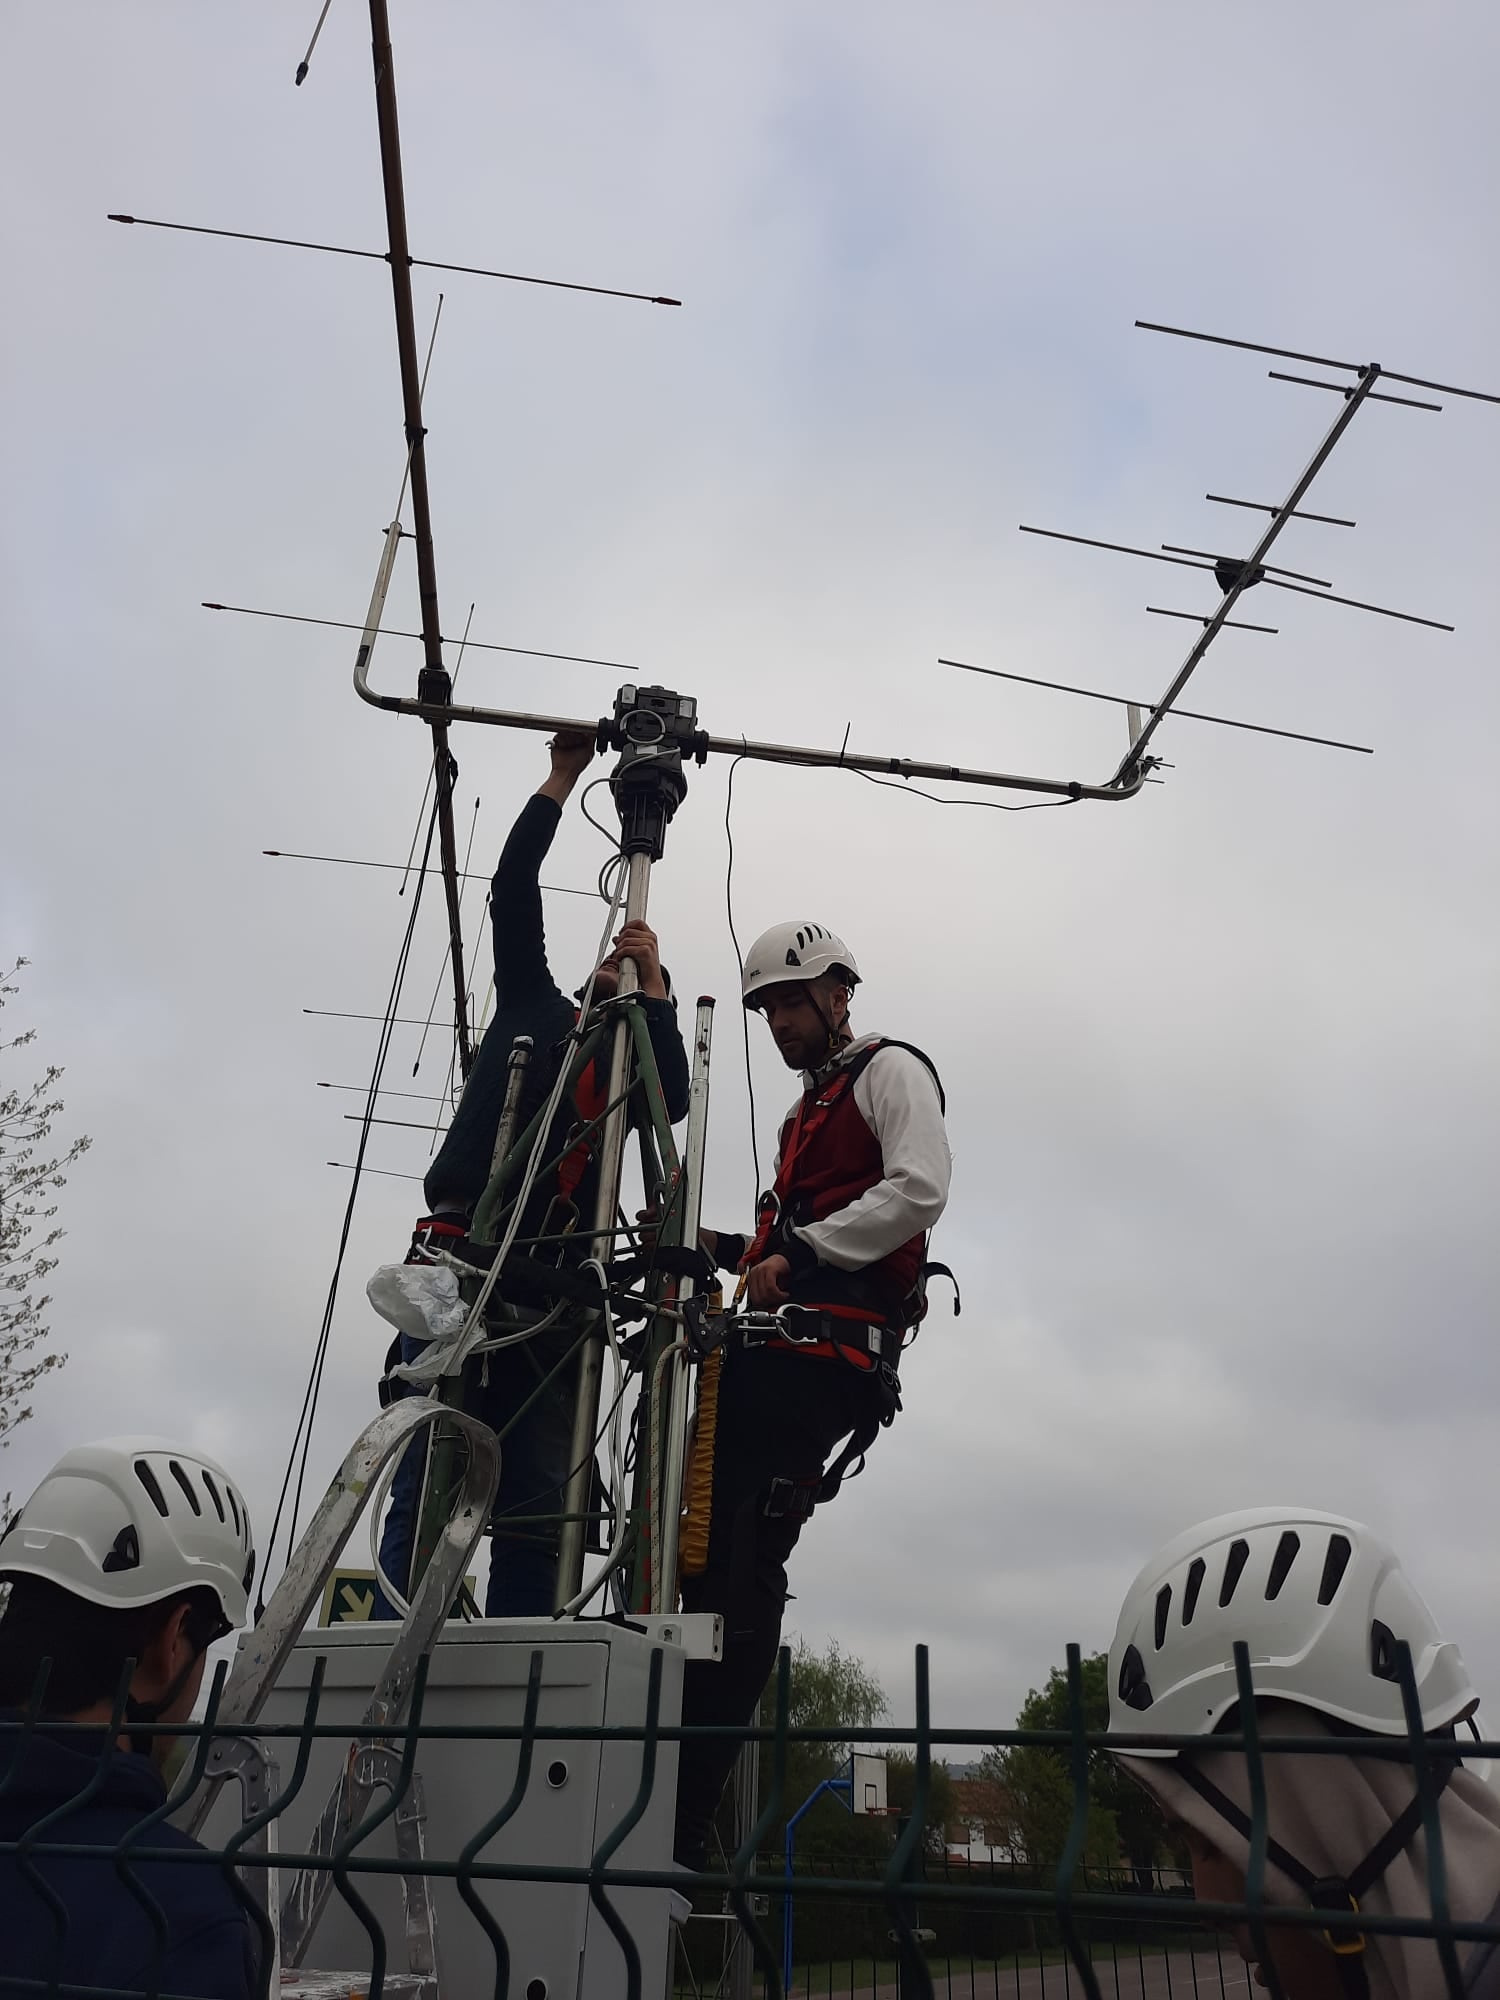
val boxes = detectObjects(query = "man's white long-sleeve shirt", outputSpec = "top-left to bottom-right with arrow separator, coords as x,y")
781,1033 -> 952,1272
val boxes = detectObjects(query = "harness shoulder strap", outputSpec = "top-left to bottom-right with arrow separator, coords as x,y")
1179,1754 -> 1454,2000
856,1038 -> 946,1114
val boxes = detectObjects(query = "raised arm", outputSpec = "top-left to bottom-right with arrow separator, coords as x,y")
490,731 -> 595,1010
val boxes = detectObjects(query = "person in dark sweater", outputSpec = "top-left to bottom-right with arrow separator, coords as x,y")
374,730 -> 690,1618
0,1437 -> 259,2000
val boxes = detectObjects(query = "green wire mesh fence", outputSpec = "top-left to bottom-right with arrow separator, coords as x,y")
3,1641 -> 1496,2000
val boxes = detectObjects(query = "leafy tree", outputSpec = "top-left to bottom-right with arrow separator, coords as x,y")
784,1634 -> 888,1748
766,1636 -> 889,1850
1,961 -> 89,1507
757,1640 -> 955,1857
981,1652 -> 1170,1877
886,1748 -> 957,1858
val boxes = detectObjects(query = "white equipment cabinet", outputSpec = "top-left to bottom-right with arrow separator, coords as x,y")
205,1615 -> 718,2000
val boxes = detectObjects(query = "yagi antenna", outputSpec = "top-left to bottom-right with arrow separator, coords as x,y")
977,317 -> 1496,782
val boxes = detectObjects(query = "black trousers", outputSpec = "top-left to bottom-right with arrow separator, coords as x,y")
674,1339 -> 887,1869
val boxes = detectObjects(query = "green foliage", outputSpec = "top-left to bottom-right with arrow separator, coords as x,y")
978,1651 -> 1181,1880
784,1634 -> 888,1745
886,1748 -> 956,1857
772,1637 -> 889,1858
1,962 -> 89,1509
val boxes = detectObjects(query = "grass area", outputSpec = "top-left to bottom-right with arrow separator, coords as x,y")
674,1940 -> 1227,1998
674,1953 -> 1076,1998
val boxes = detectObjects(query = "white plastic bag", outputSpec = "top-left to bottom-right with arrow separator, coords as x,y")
365,1262 -> 468,1344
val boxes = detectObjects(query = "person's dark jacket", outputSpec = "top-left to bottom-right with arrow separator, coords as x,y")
0,1720 -> 257,1998
424,794 -> 690,1227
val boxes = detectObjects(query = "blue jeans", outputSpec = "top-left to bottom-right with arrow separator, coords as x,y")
374,1330 -> 579,1619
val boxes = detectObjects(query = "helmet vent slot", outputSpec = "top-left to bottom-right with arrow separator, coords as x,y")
102,1525 -> 141,1574
133,1460 -> 169,1518
1265,1530 -> 1300,1600
201,1472 -> 226,1523
1118,1642 -> 1154,1711
1370,1619 -> 1400,1683
1153,1585 -> 1171,1650
1318,1533 -> 1353,1605
1218,1537 -> 1250,1608
168,1461 -> 202,1515
226,1487 -> 241,1537
1182,1557 -> 1206,1625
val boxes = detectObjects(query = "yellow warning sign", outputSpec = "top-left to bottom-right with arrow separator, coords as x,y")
318,1568 -> 478,1625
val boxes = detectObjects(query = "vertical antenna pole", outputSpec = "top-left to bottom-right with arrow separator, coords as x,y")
651,997 -> 715,1612
726,1716 -> 761,2000
554,849 -> 654,1606
367,0 -> 473,1077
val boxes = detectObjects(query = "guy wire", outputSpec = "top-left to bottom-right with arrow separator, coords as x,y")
259,795 -> 441,1609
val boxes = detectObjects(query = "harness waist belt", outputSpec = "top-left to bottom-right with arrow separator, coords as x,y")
737,1310 -> 900,1367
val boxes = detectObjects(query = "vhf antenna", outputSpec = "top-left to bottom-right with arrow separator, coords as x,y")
114,0 -> 682,1079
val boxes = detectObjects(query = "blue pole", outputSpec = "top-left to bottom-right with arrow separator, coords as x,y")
783,1776 -> 852,1997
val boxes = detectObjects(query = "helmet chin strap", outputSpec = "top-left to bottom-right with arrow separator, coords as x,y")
805,985 -> 851,1071
124,1652 -> 201,1760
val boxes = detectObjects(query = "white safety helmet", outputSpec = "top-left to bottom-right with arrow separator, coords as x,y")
0,1436 -> 255,1635
1108,1507 -> 1476,1755
741,922 -> 860,1010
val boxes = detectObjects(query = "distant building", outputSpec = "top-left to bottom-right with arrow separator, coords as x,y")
943,1776 -> 1024,1868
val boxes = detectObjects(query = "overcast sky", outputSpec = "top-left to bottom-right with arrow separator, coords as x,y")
3,3 -> 1497,1737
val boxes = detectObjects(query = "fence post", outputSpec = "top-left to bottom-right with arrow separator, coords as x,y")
726,1714 -> 760,2000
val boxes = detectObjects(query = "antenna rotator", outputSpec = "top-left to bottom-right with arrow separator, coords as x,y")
599,683 -> 710,860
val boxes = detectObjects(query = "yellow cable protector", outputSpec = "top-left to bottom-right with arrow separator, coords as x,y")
679,1297 -> 725,1576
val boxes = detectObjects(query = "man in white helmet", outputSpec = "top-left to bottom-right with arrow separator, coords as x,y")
0,1438 -> 258,1998
673,921 -> 951,1870
1108,1508 -> 1500,2000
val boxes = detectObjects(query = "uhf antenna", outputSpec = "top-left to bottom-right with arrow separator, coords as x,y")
956,318 -> 1492,785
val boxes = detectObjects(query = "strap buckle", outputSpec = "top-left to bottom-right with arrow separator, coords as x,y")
1309,1880 -> 1366,1957
764,1474 -> 820,1522
778,1305 -> 832,1345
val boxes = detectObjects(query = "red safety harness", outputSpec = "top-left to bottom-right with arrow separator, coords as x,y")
740,1038 -> 945,1369
556,1053 -> 608,1206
